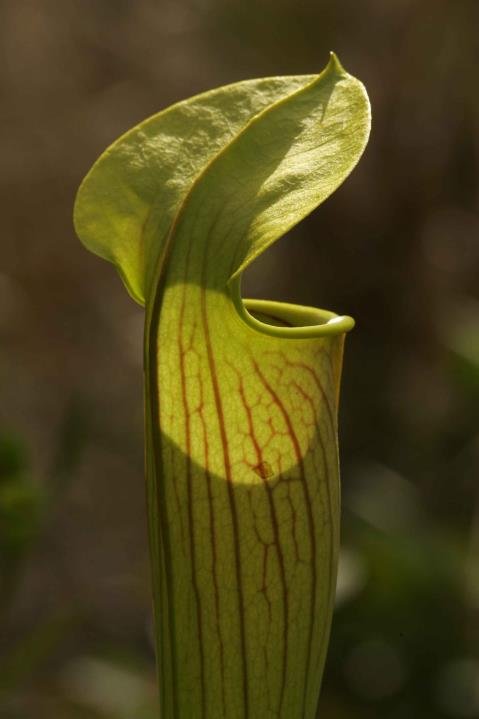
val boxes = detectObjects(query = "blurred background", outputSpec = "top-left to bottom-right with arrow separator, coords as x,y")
1,0 -> 478,717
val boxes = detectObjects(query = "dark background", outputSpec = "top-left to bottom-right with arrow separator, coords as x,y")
1,1 -> 479,717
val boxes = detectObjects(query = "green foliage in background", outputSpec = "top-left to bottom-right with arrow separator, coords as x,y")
0,434 -> 41,612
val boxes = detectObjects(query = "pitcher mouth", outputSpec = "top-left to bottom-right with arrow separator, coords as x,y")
239,297 -> 355,339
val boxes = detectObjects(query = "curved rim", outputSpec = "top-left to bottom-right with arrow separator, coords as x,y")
229,278 -> 354,338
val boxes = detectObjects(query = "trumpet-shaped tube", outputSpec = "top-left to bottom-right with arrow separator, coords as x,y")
74,53 -> 371,718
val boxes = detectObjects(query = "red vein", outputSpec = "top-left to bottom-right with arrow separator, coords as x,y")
178,289 -> 206,718
283,358 -> 336,433
147,295 -> 179,719
251,359 -> 318,716
290,378 -> 337,707
237,375 -> 289,716
197,378 -> 227,717
200,288 -> 250,718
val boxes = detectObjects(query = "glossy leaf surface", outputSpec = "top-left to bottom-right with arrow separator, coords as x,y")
75,54 -> 370,719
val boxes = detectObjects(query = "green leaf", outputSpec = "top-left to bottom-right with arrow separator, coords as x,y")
75,54 -> 370,719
